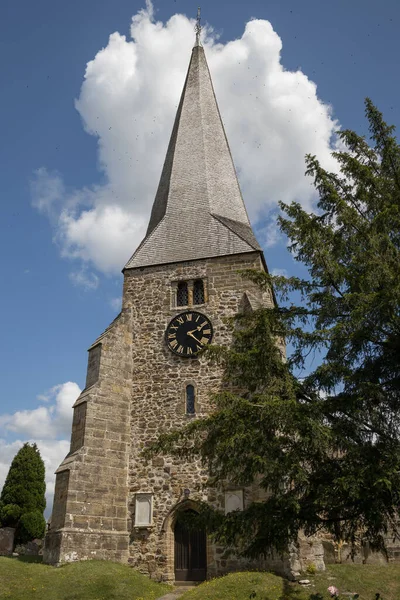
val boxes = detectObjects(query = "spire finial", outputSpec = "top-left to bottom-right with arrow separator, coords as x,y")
195,7 -> 202,47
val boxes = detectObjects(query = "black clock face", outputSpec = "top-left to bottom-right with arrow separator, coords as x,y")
165,311 -> 213,358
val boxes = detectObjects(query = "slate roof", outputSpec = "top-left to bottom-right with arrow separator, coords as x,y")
124,44 -> 261,270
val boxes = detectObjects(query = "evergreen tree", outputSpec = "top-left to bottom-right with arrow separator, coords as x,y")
0,443 -> 46,542
151,100 -> 400,557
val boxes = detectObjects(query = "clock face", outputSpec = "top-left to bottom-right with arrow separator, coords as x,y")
165,311 -> 213,358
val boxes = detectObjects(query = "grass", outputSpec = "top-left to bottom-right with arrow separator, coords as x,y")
179,564 -> 400,600
179,571 -> 303,599
313,563 -> 400,599
1,558 -> 400,600
0,557 -> 171,600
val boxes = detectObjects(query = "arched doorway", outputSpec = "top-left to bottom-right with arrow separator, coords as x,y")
174,509 -> 206,582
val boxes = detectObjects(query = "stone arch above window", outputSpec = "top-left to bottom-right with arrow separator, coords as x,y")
176,281 -> 189,307
186,384 -> 196,415
193,279 -> 205,305
225,489 -> 244,515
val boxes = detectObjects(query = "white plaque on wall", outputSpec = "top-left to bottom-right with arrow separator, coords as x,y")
135,493 -> 153,526
225,490 -> 244,515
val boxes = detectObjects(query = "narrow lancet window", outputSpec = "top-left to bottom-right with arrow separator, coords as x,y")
177,282 -> 189,306
193,279 -> 205,305
186,385 -> 195,414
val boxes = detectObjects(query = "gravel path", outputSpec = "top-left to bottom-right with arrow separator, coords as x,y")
156,587 -> 194,600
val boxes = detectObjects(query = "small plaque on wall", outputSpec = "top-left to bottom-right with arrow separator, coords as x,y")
225,490 -> 244,515
134,493 -> 153,527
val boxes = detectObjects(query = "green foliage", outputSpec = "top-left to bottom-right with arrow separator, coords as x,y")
306,563 -> 317,575
17,511 -> 46,543
0,443 -> 46,542
0,503 -> 22,524
151,100 -> 400,558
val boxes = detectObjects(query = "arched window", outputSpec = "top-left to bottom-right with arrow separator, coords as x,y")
177,281 -> 189,307
193,279 -> 205,305
186,385 -> 195,415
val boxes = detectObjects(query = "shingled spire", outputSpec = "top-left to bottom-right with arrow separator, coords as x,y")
124,37 -> 261,270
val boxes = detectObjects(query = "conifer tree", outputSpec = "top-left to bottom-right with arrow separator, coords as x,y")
0,443 -> 46,542
152,99 -> 400,557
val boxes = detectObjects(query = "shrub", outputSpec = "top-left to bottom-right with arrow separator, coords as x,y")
306,562 -> 317,575
0,443 -> 46,543
0,503 -> 22,526
17,510 -> 46,543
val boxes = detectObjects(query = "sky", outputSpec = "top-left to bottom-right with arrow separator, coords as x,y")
1,0 -> 399,514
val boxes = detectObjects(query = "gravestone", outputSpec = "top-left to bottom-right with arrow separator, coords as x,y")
0,528 -> 15,555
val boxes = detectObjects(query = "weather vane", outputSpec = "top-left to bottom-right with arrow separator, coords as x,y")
195,7 -> 202,46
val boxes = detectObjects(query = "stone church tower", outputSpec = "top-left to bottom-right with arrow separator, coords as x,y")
44,36 -> 280,581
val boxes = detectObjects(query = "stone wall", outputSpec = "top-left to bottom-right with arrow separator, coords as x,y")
123,251 -> 277,581
44,308 -> 133,565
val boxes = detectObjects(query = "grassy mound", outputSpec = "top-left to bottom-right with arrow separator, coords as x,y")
0,558 -> 171,600
179,571 -> 302,600
2,558 -> 400,600
313,563 -> 400,600
180,564 -> 400,600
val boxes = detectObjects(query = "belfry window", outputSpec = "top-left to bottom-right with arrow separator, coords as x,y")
186,385 -> 196,415
173,278 -> 207,308
177,282 -> 189,307
193,279 -> 205,305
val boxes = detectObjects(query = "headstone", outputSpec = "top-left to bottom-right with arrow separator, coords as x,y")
14,538 -> 43,556
0,528 -> 15,555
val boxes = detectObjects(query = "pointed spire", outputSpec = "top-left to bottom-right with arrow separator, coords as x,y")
124,38 -> 261,271
195,7 -> 202,47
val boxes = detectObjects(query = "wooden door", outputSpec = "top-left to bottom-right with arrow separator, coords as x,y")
174,511 -> 206,581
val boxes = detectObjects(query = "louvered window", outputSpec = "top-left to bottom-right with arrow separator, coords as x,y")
186,385 -> 195,415
193,279 -> 205,305
177,282 -> 189,306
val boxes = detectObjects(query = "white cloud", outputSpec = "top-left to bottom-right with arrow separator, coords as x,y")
0,382 -> 79,440
31,167 -> 65,220
69,268 -> 99,291
32,4 -> 339,276
271,268 -> 288,277
256,214 -> 282,249
109,296 -> 122,311
0,382 -> 81,516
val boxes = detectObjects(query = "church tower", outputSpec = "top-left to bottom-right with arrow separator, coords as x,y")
44,29 -> 278,582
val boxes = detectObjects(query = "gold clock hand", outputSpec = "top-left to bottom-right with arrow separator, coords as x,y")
187,331 -> 202,343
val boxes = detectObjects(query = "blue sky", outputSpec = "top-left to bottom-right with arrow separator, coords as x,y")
1,0 -> 399,506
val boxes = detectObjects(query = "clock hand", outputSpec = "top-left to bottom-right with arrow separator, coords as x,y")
187,324 -> 206,335
187,331 -> 202,343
